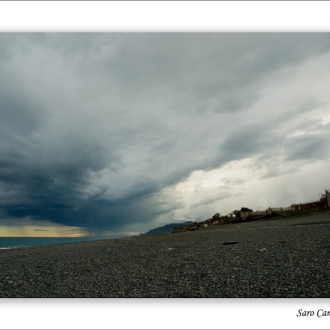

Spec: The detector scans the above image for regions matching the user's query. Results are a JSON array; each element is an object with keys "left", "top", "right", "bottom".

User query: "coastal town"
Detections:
[{"left": 173, "top": 189, "right": 330, "bottom": 233}]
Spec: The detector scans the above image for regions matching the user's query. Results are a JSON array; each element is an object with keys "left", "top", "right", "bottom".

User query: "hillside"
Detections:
[{"left": 141, "top": 221, "right": 194, "bottom": 236}]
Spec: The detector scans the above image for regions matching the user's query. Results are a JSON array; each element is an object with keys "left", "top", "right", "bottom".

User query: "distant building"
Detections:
[
  {"left": 295, "top": 190, "right": 329, "bottom": 210},
  {"left": 326, "top": 190, "right": 330, "bottom": 209},
  {"left": 240, "top": 210, "right": 250, "bottom": 219},
  {"left": 300, "top": 201, "right": 320, "bottom": 210}
]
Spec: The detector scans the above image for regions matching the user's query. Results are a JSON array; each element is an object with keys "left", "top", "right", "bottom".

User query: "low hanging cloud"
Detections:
[{"left": 1, "top": 33, "right": 330, "bottom": 234}]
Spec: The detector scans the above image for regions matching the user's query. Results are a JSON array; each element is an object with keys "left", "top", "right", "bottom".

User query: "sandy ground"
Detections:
[{"left": 1, "top": 211, "right": 329, "bottom": 298}]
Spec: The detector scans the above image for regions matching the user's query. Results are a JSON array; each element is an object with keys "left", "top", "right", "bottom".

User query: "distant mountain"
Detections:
[{"left": 141, "top": 221, "right": 195, "bottom": 236}]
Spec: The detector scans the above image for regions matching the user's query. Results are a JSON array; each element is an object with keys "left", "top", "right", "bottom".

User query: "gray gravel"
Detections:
[{"left": 1, "top": 212, "right": 330, "bottom": 298}]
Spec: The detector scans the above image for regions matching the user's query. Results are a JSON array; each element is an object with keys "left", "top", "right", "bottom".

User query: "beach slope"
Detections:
[{"left": 1, "top": 213, "right": 329, "bottom": 298}]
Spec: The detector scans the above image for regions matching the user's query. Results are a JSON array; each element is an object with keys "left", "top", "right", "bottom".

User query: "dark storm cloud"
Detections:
[
  {"left": 284, "top": 129, "right": 330, "bottom": 162},
  {"left": 212, "top": 120, "right": 289, "bottom": 172},
  {"left": 1, "top": 33, "right": 330, "bottom": 233},
  {"left": 270, "top": 98, "right": 317, "bottom": 119},
  {"left": 190, "top": 192, "right": 231, "bottom": 209},
  {"left": 97, "top": 33, "right": 330, "bottom": 114},
  {"left": 215, "top": 122, "right": 275, "bottom": 165}
]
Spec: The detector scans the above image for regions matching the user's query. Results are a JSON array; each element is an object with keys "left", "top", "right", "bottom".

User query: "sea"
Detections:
[{"left": 0, "top": 236, "right": 125, "bottom": 250}]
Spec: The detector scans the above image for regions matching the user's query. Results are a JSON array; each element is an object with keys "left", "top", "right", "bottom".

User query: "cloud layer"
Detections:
[{"left": 1, "top": 33, "right": 330, "bottom": 234}]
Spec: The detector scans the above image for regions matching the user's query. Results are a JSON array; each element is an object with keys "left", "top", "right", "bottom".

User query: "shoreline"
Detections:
[
  {"left": 0, "top": 235, "right": 127, "bottom": 250},
  {"left": 1, "top": 212, "right": 329, "bottom": 298}
]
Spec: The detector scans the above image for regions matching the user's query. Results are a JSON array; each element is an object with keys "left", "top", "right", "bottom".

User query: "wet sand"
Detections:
[{"left": 1, "top": 212, "right": 330, "bottom": 298}]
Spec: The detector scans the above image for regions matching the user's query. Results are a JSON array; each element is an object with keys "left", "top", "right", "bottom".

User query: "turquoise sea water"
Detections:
[{"left": 0, "top": 236, "right": 125, "bottom": 249}]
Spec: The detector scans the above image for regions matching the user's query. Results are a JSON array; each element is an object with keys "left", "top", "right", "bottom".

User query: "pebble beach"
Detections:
[{"left": 1, "top": 212, "right": 330, "bottom": 298}]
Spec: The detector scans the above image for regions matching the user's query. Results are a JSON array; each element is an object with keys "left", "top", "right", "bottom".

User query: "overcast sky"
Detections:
[{"left": 0, "top": 33, "right": 330, "bottom": 236}]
